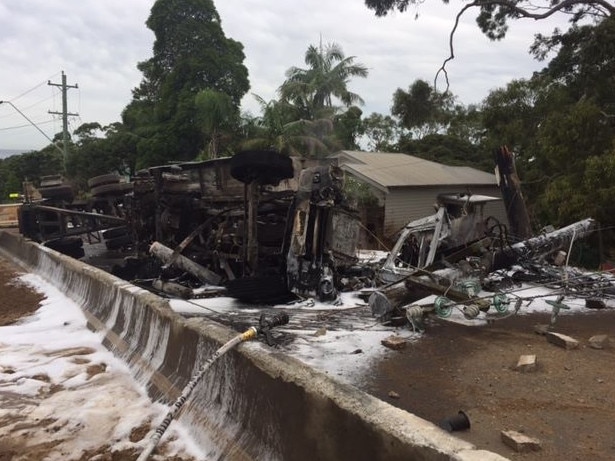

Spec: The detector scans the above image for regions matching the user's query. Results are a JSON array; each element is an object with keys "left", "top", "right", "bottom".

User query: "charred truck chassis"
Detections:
[{"left": 120, "top": 150, "right": 361, "bottom": 303}]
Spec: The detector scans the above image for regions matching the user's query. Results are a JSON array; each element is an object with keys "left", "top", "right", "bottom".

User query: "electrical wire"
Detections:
[
  {"left": 0, "top": 119, "right": 56, "bottom": 131},
  {"left": 8, "top": 72, "right": 60, "bottom": 102}
]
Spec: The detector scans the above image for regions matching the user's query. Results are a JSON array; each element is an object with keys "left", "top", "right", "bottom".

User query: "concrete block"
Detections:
[
  {"left": 589, "top": 334, "right": 609, "bottom": 349},
  {"left": 454, "top": 449, "right": 511, "bottom": 461},
  {"left": 501, "top": 430, "right": 541, "bottom": 453},
  {"left": 516, "top": 354, "right": 536, "bottom": 372},
  {"left": 546, "top": 331, "right": 579, "bottom": 350}
]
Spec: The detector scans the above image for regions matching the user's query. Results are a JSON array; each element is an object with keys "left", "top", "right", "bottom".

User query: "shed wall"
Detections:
[{"left": 382, "top": 185, "right": 509, "bottom": 241}]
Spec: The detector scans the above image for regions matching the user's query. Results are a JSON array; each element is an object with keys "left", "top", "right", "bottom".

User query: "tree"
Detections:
[
  {"left": 475, "top": 16, "right": 615, "bottom": 236},
  {"left": 194, "top": 89, "right": 239, "bottom": 159},
  {"left": 391, "top": 79, "right": 457, "bottom": 138},
  {"left": 334, "top": 106, "right": 364, "bottom": 150},
  {"left": 361, "top": 112, "right": 400, "bottom": 152},
  {"left": 124, "top": 0, "right": 249, "bottom": 167},
  {"left": 365, "top": 0, "right": 614, "bottom": 40},
  {"left": 240, "top": 95, "right": 338, "bottom": 158},
  {"left": 278, "top": 41, "right": 368, "bottom": 120},
  {"left": 365, "top": 0, "right": 614, "bottom": 91},
  {"left": 65, "top": 122, "right": 139, "bottom": 191}
]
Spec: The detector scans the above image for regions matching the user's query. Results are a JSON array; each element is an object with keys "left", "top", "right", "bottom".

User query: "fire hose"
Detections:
[{"left": 137, "top": 312, "right": 289, "bottom": 461}]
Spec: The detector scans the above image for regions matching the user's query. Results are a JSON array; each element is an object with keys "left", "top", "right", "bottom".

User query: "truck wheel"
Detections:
[
  {"left": 91, "top": 182, "right": 133, "bottom": 197},
  {"left": 40, "top": 185, "right": 74, "bottom": 200},
  {"left": 88, "top": 173, "right": 121, "bottom": 188}
]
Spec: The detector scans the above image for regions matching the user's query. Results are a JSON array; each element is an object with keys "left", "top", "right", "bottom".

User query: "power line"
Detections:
[
  {"left": 0, "top": 119, "right": 56, "bottom": 131},
  {"left": 0, "top": 94, "right": 57, "bottom": 121},
  {"left": 9, "top": 72, "right": 61, "bottom": 103},
  {"left": 0, "top": 100, "right": 63, "bottom": 155}
]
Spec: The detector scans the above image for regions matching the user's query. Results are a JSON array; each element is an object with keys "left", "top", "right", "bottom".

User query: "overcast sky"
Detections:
[{"left": 0, "top": 0, "right": 570, "bottom": 151}]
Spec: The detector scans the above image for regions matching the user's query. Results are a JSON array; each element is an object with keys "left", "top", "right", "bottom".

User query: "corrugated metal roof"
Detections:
[{"left": 333, "top": 151, "right": 497, "bottom": 190}]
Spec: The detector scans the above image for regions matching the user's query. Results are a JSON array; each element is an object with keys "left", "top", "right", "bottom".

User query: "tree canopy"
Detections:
[
  {"left": 364, "top": 0, "right": 614, "bottom": 40},
  {"left": 278, "top": 41, "right": 368, "bottom": 120},
  {"left": 124, "top": 0, "right": 249, "bottom": 167}
]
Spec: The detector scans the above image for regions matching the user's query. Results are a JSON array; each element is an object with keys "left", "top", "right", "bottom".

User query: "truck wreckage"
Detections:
[
  {"left": 16, "top": 149, "right": 615, "bottom": 332},
  {"left": 19, "top": 150, "right": 364, "bottom": 303}
]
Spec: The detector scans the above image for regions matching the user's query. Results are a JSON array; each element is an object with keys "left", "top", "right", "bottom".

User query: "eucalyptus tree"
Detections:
[
  {"left": 123, "top": 0, "right": 249, "bottom": 168},
  {"left": 361, "top": 112, "right": 400, "bottom": 152},
  {"left": 391, "top": 79, "right": 457, "bottom": 138},
  {"left": 365, "top": 0, "right": 614, "bottom": 40},
  {"left": 477, "top": 16, "right": 615, "bottom": 234},
  {"left": 365, "top": 0, "right": 614, "bottom": 92}
]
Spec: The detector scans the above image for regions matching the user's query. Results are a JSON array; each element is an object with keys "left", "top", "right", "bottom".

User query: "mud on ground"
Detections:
[
  {"left": 365, "top": 312, "right": 615, "bottom": 460},
  {"left": 0, "top": 256, "right": 193, "bottom": 461}
]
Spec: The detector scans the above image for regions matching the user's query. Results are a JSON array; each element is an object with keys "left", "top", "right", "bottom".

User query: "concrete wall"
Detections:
[{"left": 0, "top": 231, "right": 508, "bottom": 461}]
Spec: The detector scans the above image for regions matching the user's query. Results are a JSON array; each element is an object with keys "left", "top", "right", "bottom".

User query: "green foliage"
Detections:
[
  {"left": 334, "top": 106, "right": 364, "bottom": 150},
  {"left": 398, "top": 133, "right": 492, "bottom": 171},
  {"left": 361, "top": 112, "right": 400, "bottom": 152},
  {"left": 243, "top": 41, "right": 368, "bottom": 158},
  {"left": 0, "top": 148, "right": 63, "bottom": 201},
  {"left": 392, "top": 79, "right": 456, "bottom": 137},
  {"left": 65, "top": 122, "right": 139, "bottom": 191},
  {"left": 125, "top": 0, "right": 249, "bottom": 167},
  {"left": 278, "top": 41, "right": 368, "bottom": 120},
  {"left": 195, "top": 89, "right": 239, "bottom": 159},
  {"left": 364, "top": 0, "right": 613, "bottom": 40},
  {"left": 343, "top": 175, "right": 379, "bottom": 207},
  {"left": 240, "top": 94, "right": 340, "bottom": 158}
]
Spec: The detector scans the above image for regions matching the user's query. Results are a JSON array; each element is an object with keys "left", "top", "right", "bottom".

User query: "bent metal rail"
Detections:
[{"left": 0, "top": 231, "right": 508, "bottom": 461}]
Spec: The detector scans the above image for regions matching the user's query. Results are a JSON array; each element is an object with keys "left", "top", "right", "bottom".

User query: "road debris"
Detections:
[
  {"left": 546, "top": 332, "right": 580, "bottom": 350},
  {"left": 588, "top": 334, "right": 609, "bottom": 349},
  {"left": 515, "top": 354, "right": 537, "bottom": 372},
  {"left": 501, "top": 430, "right": 542, "bottom": 453},
  {"left": 381, "top": 335, "right": 407, "bottom": 350}
]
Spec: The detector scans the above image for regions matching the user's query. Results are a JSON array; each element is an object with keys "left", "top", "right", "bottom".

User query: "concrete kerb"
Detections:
[{"left": 0, "top": 231, "right": 509, "bottom": 461}]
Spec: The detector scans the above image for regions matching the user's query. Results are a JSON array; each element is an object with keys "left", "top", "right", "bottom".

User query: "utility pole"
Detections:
[{"left": 48, "top": 71, "right": 78, "bottom": 172}]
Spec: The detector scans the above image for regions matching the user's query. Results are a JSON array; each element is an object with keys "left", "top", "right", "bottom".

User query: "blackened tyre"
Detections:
[
  {"left": 40, "top": 175, "right": 64, "bottom": 187},
  {"left": 226, "top": 275, "right": 294, "bottom": 304},
  {"left": 87, "top": 173, "right": 121, "bottom": 188},
  {"left": 44, "top": 237, "right": 84, "bottom": 258},
  {"left": 105, "top": 234, "right": 133, "bottom": 250},
  {"left": 91, "top": 182, "right": 133, "bottom": 197},
  {"left": 39, "top": 185, "right": 74, "bottom": 200},
  {"left": 230, "top": 150, "right": 294, "bottom": 185}
]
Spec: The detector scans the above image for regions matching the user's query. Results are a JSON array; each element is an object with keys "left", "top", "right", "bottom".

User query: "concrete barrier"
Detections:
[{"left": 0, "top": 231, "right": 508, "bottom": 461}]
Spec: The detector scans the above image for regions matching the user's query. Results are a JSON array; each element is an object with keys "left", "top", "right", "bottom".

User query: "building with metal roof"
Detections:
[{"left": 331, "top": 151, "right": 508, "bottom": 245}]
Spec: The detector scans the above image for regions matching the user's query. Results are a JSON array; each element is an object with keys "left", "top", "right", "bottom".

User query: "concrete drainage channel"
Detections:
[{"left": 0, "top": 231, "right": 508, "bottom": 461}]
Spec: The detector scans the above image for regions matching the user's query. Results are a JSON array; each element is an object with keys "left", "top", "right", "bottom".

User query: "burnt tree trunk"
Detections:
[{"left": 495, "top": 146, "right": 532, "bottom": 240}]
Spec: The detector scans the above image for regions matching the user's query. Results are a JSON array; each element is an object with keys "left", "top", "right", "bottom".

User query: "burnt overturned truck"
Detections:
[{"left": 119, "top": 150, "right": 361, "bottom": 302}]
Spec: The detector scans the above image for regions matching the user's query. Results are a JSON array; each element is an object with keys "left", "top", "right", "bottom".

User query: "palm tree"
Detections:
[
  {"left": 278, "top": 41, "right": 368, "bottom": 120},
  {"left": 240, "top": 95, "right": 341, "bottom": 158},
  {"left": 195, "top": 89, "right": 238, "bottom": 159}
]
